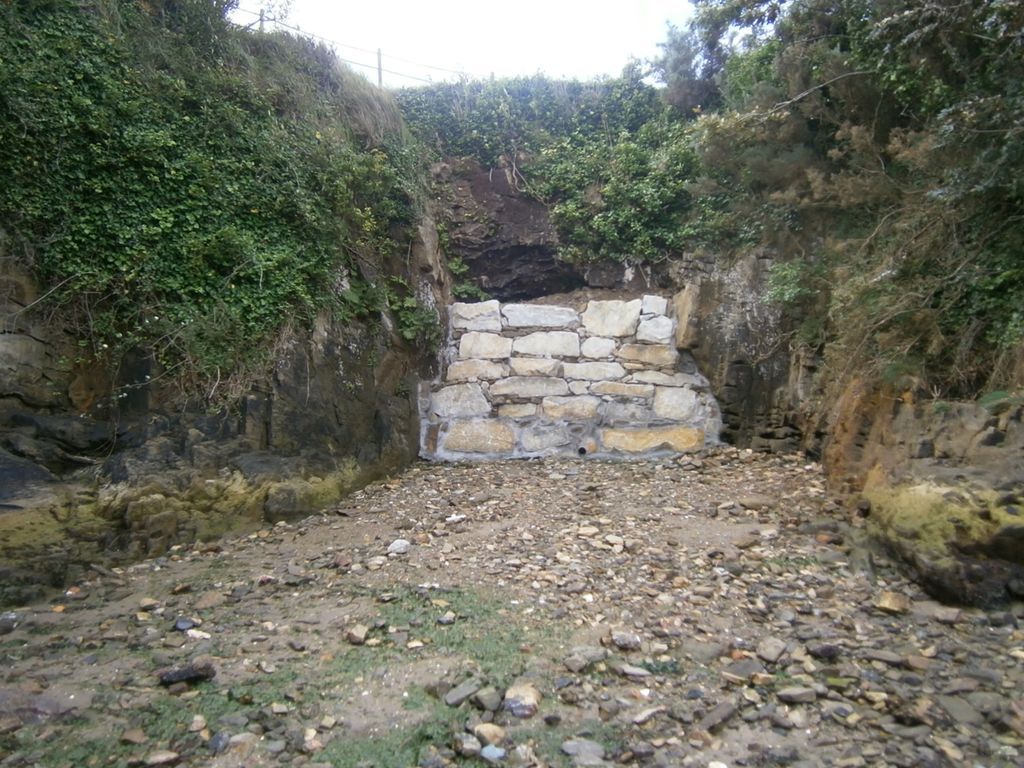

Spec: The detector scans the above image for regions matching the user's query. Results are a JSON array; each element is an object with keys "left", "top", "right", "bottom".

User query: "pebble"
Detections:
[
  {"left": 874, "top": 591, "right": 911, "bottom": 614},
  {"left": 503, "top": 681, "right": 541, "bottom": 718},
  {"left": 144, "top": 751, "right": 179, "bottom": 766},
  {"left": 444, "top": 678, "right": 482, "bottom": 707},
  {"left": 561, "top": 739, "right": 605, "bottom": 760},
  {"left": 777, "top": 686, "right": 817, "bottom": 704},
  {"left": 387, "top": 538, "right": 411, "bottom": 555},
  {"left": 610, "top": 630, "right": 642, "bottom": 651},
  {"left": 454, "top": 732, "right": 482, "bottom": 757},
  {"left": 756, "top": 637, "right": 787, "bottom": 664},
  {"left": 698, "top": 699, "right": 737, "bottom": 731},
  {"left": 345, "top": 624, "right": 369, "bottom": 645},
  {"left": 473, "top": 722, "right": 505, "bottom": 745},
  {"left": 480, "top": 744, "right": 506, "bottom": 763}
]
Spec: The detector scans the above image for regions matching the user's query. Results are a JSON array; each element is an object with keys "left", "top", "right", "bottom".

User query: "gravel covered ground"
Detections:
[{"left": 2, "top": 448, "right": 1023, "bottom": 767}]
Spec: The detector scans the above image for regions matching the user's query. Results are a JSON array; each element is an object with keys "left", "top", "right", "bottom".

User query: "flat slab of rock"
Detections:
[
  {"left": 512, "top": 331, "right": 580, "bottom": 358},
  {"left": 562, "top": 362, "right": 626, "bottom": 381},
  {"left": 447, "top": 360, "right": 507, "bottom": 382},
  {"left": 581, "top": 299, "right": 642, "bottom": 337},
  {"left": 698, "top": 699, "right": 738, "bottom": 731},
  {"left": 591, "top": 381, "right": 654, "bottom": 398},
  {"left": 636, "top": 315, "right": 675, "bottom": 344},
  {"left": 617, "top": 343, "right": 679, "bottom": 367},
  {"left": 431, "top": 384, "right": 491, "bottom": 418},
  {"left": 601, "top": 426, "right": 704, "bottom": 453},
  {"left": 653, "top": 387, "right": 699, "bottom": 419},
  {"left": 444, "top": 678, "right": 482, "bottom": 707},
  {"left": 777, "top": 686, "right": 817, "bottom": 704},
  {"left": 443, "top": 420, "right": 515, "bottom": 453},
  {"left": 489, "top": 377, "right": 570, "bottom": 398},
  {"left": 542, "top": 396, "right": 601, "bottom": 420},
  {"left": 451, "top": 300, "right": 502, "bottom": 332},
  {"left": 521, "top": 425, "right": 572, "bottom": 451},
  {"left": 509, "top": 357, "right": 562, "bottom": 377},
  {"left": 459, "top": 332, "right": 513, "bottom": 359},
  {"left": 580, "top": 337, "right": 617, "bottom": 358},
  {"left": 502, "top": 304, "right": 578, "bottom": 328},
  {"left": 641, "top": 294, "right": 668, "bottom": 315}
]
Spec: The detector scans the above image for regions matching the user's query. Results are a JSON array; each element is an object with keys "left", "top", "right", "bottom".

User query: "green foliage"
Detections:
[
  {"left": 397, "top": 68, "right": 662, "bottom": 166},
  {"left": 0, "top": 0, "right": 420, "bottom": 401},
  {"left": 532, "top": 115, "right": 713, "bottom": 263},
  {"left": 766, "top": 260, "right": 813, "bottom": 306},
  {"left": 386, "top": 277, "right": 440, "bottom": 349},
  {"left": 445, "top": 253, "right": 490, "bottom": 301}
]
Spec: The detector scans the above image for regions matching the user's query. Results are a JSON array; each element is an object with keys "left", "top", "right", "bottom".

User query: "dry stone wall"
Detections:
[{"left": 420, "top": 297, "right": 721, "bottom": 460}]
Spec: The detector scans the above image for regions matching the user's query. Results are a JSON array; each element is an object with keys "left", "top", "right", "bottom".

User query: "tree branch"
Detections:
[{"left": 769, "top": 70, "right": 873, "bottom": 114}]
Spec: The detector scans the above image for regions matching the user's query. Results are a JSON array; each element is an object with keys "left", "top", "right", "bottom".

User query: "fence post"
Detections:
[{"left": 377, "top": 48, "right": 383, "bottom": 88}]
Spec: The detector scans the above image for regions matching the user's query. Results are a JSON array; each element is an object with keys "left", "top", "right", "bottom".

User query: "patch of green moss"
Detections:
[{"left": 865, "top": 479, "right": 1017, "bottom": 560}]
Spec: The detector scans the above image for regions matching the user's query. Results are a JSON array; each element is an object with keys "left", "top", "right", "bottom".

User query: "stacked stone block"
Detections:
[{"left": 420, "top": 297, "right": 721, "bottom": 459}]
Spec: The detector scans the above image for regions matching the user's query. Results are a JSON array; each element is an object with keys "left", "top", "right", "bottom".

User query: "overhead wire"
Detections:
[{"left": 230, "top": 7, "right": 466, "bottom": 84}]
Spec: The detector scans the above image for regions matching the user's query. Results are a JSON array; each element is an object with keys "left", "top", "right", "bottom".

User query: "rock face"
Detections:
[
  {"left": 826, "top": 383, "right": 1024, "bottom": 606},
  {"left": 0, "top": 217, "right": 447, "bottom": 602},
  {"left": 436, "top": 158, "right": 585, "bottom": 300},
  {"left": 668, "top": 252, "right": 807, "bottom": 451},
  {"left": 421, "top": 295, "right": 721, "bottom": 460}
]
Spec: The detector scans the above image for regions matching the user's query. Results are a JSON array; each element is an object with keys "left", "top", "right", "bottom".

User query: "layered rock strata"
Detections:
[{"left": 420, "top": 297, "right": 721, "bottom": 459}]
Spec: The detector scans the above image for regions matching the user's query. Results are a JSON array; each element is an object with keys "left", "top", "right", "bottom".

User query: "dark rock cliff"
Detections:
[
  {"left": 436, "top": 158, "right": 585, "bottom": 300},
  {"left": 0, "top": 218, "right": 448, "bottom": 602}
]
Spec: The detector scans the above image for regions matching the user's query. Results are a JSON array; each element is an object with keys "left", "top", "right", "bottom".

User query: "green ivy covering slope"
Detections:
[{"left": 0, "top": 0, "right": 424, "bottom": 399}]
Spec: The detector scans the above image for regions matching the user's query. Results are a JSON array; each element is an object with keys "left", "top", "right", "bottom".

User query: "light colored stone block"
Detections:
[
  {"left": 617, "top": 343, "right": 679, "bottom": 367},
  {"left": 446, "top": 359, "right": 506, "bottom": 382},
  {"left": 569, "top": 381, "right": 591, "bottom": 395},
  {"left": 502, "top": 304, "right": 578, "bottom": 328},
  {"left": 512, "top": 331, "right": 580, "bottom": 358},
  {"left": 653, "top": 387, "right": 699, "bottom": 420},
  {"left": 451, "top": 300, "right": 502, "bottom": 332},
  {"left": 629, "top": 371, "right": 704, "bottom": 387},
  {"left": 641, "top": 294, "right": 668, "bottom": 316},
  {"left": 498, "top": 403, "right": 537, "bottom": 418},
  {"left": 601, "top": 426, "right": 704, "bottom": 453},
  {"left": 636, "top": 316, "right": 676, "bottom": 345},
  {"left": 581, "top": 299, "right": 642, "bottom": 337},
  {"left": 431, "top": 383, "right": 491, "bottom": 418},
  {"left": 521, "top": 425, "right": 572, "bottom": 452},
  {"left": 580, "top": 337, "right": 617, "bottom": 358},
  {"left": 541, "top": 395, "right": 601, "bottom": 420},
  {"left": 509, "top": 357, "right": 562, "bottom": 377},
  {"left": 591, "top": 381, "right": 655, "bottom": 398},
  {"left": 603, "top": 402, "right": 652, "bottom": 424},
  {"left": 459, "top": 332, "right": 512, "bottom": 359},
  {"left": 443, "top": 420, "right": 516, "bottom": 453},
  {"left": 563, "top": 362, "right": 626, "bottom": 381},
  {"left": 489, "top": 376, "right": 569, "bottom": 398}
]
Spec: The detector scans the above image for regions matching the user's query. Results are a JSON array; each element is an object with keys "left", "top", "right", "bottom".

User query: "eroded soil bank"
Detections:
[{"left": 1, "top": 450, "right": 1022, "bottom": 768}]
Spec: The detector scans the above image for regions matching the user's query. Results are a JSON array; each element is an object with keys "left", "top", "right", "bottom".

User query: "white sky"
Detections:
[{"left": 232, "top": 1, "right": 693, "bottom": 88}]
